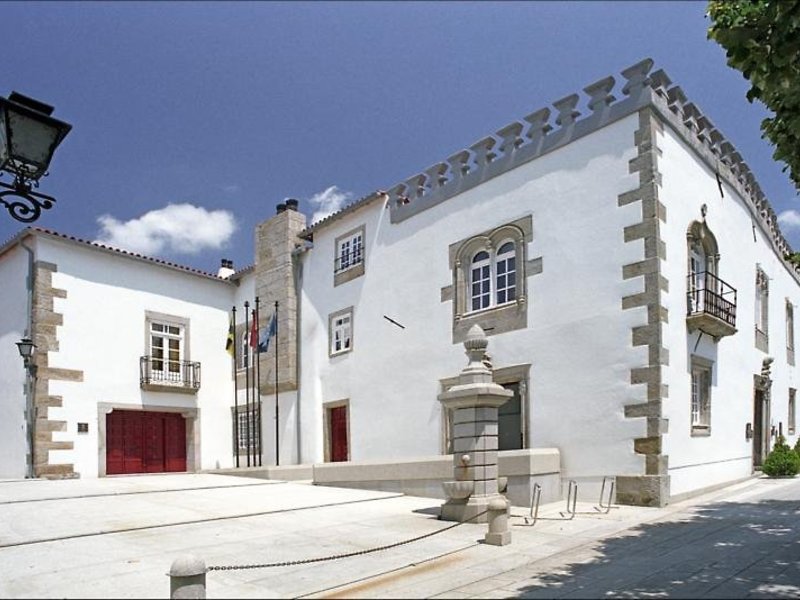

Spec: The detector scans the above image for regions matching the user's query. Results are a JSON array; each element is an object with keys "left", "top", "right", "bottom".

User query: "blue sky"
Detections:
[{"left": 2, "top": 1, "right": 797, "bottom": 273}]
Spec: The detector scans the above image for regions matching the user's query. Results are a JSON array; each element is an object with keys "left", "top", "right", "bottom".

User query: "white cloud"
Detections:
[
  {"left": 95, "top": 203, "right": 237, "bottom": 256},
  {"left": 778, "top": 209, "right": 800, "bottom": 230},
  {"left": 308, "top": 186, "right": 353, "bottom": 225}
]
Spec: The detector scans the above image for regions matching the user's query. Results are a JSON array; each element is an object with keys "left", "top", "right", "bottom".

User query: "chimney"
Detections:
[
  {"left": 276, "top": 203, "right": 286, "bottom": 214},
  {"left": 217, "top": 258, "right": 235, "bottom": 279},
  {"left": 285, "top": 198, "right": 299, "bottom": 211}
]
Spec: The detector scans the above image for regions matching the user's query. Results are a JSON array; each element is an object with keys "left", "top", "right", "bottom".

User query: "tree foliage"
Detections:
[
  {"left": 708, "top": 1, "right": 800, "bottom": 190},
  {"left": 762, "top": 435, "right": 800, "bottom": 477}
]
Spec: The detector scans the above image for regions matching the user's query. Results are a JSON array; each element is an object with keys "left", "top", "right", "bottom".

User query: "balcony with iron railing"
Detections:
[
  {"left": 140, "top": 356, "right": 201, "bottom": 394},
  {"left": 686, "top": 272, "right": 737, "bottom": 339}
]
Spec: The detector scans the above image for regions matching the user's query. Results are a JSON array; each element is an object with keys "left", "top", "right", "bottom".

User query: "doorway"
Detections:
[
  {"left": 324, "top": 402, "right": 349, "bottom": 462},
  {"left": 106, "top": 410, "right": 187, "bottom": 475}
]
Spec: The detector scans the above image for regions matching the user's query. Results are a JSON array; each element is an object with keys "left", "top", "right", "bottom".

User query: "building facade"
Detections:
[{"left": 1, "top": 58, "right": 797, "bottom": 507}]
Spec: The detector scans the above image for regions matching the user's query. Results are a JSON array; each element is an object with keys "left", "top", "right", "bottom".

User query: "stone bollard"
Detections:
[
  {"left": 169, "top": 555, "right": 207, "bottom": 599},
  {"left": 484, "top": 497, "right": 511, "bottom": 546}
]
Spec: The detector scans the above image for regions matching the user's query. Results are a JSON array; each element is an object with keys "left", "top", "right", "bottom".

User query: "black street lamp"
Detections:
[
  {"left": 0, "top": 92, "right": 72, "bottom": 223},
  {"left": 16, "top": 336, "right": 36, "bottom": 371}
]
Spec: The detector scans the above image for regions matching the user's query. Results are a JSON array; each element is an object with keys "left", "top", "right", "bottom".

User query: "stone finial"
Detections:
[
  {"left": 404, "top": 174, "right": 426, "bottom": 200},
  {"left": 666, "top": 86, "right": 687, "bottom": 117},
  {"left": 719, "top": 141, "right": 736, "bottom": 165},
  {"left": 388, "top": 182, "right": 409, "bottom": 207},
  {"left": 621, "top": 58, "right": 654, "bottom": 97},
  {"left": 553, "top": 94, "right": 580, "bottom": 127},
  {"left": 425, "top": 162, "right": 448, "bottom": 190},
  {"left": 648, "top": 69, "right": 672, "bottom": 99},
  {"left": 682, "top": 102, "right": 700, "bottom": 133},
  {"left": 523, "top": 108, "right": 552, "bottom": 142},
  {"left": 583, "top": 76, "right": 616, "bottom": 113},
  {"left": 496, "top": 122, "right": 524, "bottom": 155},
  {"left": 447, "top": 150, "right": 472, "bottom": 178},
  {"left": 464, "top": 324, "right": 489, "bottom": 369},
  {"left": 470, "top": 136, "right": 497, "bottom": 166},
  {"left": 695, "top": 115, "right": 713, "bottom": 146},
  {"left": 708, "top": 130, "right": 725, "bottom": 156}
]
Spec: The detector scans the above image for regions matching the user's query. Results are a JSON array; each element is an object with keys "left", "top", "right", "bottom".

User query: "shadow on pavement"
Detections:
[{"left": 514, "top": 499, "right": 800, "bottom": 599}]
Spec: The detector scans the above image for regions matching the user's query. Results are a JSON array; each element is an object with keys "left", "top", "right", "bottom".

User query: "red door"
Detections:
[
  {"left": 106, "top": 410, "right": 187, "bottom": 475},
  {"left": 330, "top": 406, "right": 348, "bottom": 462}
]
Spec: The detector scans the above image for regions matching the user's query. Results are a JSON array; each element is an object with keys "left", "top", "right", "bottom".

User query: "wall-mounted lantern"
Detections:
[{"left": 0, "top": 92, "right": 72, "bottom": 223}]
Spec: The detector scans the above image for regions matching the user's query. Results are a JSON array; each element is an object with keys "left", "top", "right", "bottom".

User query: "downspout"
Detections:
[
  {"left": 291, "top": 240, "right": 312, "bottom": 464},
  {"left": 20, "top": 237, "right": 36, "bottom": 479}
]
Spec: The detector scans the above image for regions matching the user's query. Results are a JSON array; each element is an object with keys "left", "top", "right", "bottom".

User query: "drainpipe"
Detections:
[
  {"left": 291, "top": 240, "right": 312, "bottom": 464},
  {"left": 20, "top": 237, "right": 36, "bottom": 479}
]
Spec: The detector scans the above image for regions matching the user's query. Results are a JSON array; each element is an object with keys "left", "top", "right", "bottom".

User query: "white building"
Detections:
[{"left": 1, "top": 58, "right": 797, "bottom": 507}]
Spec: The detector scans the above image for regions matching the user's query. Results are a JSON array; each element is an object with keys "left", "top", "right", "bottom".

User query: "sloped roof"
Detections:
[{"left": 0, "top": 227, "right": 237, "bottom": 284}]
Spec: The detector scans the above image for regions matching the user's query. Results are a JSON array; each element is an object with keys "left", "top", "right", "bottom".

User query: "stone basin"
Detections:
[{"left": 442, "top": 480, "right": 474, "bottom": 500}]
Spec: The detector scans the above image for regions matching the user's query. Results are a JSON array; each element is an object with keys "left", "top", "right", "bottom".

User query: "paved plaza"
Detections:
[{"left": 0, "top": 472, "right": 798, "bottom": 598}]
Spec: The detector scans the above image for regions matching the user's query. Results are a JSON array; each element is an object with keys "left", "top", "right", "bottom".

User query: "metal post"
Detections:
[
  {"left": 255, "top": 297, "right": 262, "bottom": 467},
  {"left": 232, "top": 306, "right": 239, "bottom": 468},
  {"left": 274, "top": 300, "right": 280, "bottom": 466},
  {"left": 244, "top": 301, "right": 251, "bottom": 467},
  {"left": 169, "top": 555, "right": 206, "bottom": 599}
]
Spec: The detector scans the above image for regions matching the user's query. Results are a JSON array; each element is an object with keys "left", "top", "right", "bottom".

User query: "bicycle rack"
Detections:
[
  {"left": 593, "top": 476, "right": 618, "bottom": 514},
  {"left": 558, "top": 480, "right": 578, "bottom": 519},
  {"left": 522, "top": 483, "right": 542, "bottom": 526}
]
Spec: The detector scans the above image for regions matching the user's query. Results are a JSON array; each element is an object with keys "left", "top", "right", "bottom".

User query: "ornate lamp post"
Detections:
[
  {"left": 0, "top": 92, "right": 72, "bottom": 223},
  {"left": 16, "top": 336, "right": 37, "bottom": 478}
]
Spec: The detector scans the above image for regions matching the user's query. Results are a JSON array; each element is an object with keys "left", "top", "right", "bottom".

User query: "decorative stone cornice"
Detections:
[{"left": 299, "top": 58, "right": 797, "bottom": 282}]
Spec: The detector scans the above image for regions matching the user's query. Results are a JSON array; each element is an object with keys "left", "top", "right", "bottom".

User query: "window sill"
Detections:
[
  {"left": 453, "top": 296, "right": 527, "bottom": 344},
  {"left": 141, "top": 382, "right": 199, "bottom": 395},
  {"left": 329, "top": 348, "right": 352, "bottom": 359},
  {"left": 691, "top": 426, "right": 711, "bottom": 437}
]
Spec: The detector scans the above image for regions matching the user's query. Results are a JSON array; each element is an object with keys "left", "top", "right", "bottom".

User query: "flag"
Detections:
[
  {"left": 225, "top": 314, "right": 235, "bottom": 357},
  {"left": 249, "top": 309, "right": 258, "bottom": 349},
  {"left": 258, "top": 312, "right": 277, "bottom": 353}
]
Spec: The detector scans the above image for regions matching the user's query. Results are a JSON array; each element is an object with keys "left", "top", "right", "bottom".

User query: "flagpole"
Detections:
[
  {"left": 232, "top": 306, "right": 239, "bottom": 469},
  {"left": 255, "top": 297, "right": 263, "bottom": 467},
  {"left": 275, "top": 300, "right": 280, "bottom": 467},
  {"left": 244, "top": 301, "right": 251, "bottom": 468}
]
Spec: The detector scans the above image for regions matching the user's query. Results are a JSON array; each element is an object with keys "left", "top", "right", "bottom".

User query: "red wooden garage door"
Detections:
[{"left": 106, "top": 410, "right": 186, "bottom": 475}]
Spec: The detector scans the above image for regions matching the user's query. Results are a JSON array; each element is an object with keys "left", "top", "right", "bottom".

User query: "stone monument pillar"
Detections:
[{"left": 439, "top": 325, "right": 513, "bottom": 525}]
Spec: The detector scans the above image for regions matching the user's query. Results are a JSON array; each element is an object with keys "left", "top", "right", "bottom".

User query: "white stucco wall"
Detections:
[
  {"left": 659, "top": 124, "right": 800, "bottom": 496},
  {"left": 300, "top": 113, "right": 649, "bottom": 484},
  {"left": 0, "top": 243, "right": 32, "bottom": 478},
  {"left": 35, "top": 237, "right": 238, "bottom": 476}
]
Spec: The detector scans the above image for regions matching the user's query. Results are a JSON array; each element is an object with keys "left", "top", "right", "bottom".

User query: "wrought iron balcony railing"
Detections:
[
  {"left": 140, "top": 356, "right": 201, "bottom": 391},
  {"left": 334, "top": 249, "right": 363, "bottom": 274},
  {"left": 686, "top": 272, "right": 737, "bottom": 336}
]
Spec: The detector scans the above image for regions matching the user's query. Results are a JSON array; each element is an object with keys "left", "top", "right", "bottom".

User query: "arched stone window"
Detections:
[{"left": 443, "top": 215, "right": 541, "bottom": 343}]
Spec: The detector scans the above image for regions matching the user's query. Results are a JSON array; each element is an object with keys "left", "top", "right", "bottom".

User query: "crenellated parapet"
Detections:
[{"left": 300, "top": 58, "right": 796, "bottom": 278}]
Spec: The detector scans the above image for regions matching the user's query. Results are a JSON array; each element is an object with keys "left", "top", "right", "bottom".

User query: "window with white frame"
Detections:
[
  {"left": 329, "top": 308, "right": 353, "bottom": 356},
  {"left": 789, "top": 388, "right": 796, "bottom": 435},
  {"left": 233, "top": 405, "right": 260, "bottom": 454},
  {"left": 238, "top": 330, "right": 254, "bottom": 370},
  {"left": 691, "top": 358, "right": 712, "bottom": 434},
  {"left": 469, "top": 240, "right": 517, "bottom": 313},
  {"left": 755, "top": 267, "right": 769, "bottom": 351},
  {"left": 787, "top": 300, "right": 795, "bottom": 365},
  {"left": 334, "top": 225, "right": 366, "bottom": 286},
  {"left": 150, "top": 321, "right": 183, "bottom": 382},
  {"left": 336, "top": 230, "right": 363, "bottom": 273}
]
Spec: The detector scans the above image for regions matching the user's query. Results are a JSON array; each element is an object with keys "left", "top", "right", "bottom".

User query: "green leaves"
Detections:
[{"left": 708, "top": 0, "right": 800, "bottom": 191}]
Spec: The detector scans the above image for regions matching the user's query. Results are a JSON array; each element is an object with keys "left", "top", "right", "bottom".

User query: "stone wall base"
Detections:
[{"left": 616, "top": 474, "right": 669, "bottom": 507}]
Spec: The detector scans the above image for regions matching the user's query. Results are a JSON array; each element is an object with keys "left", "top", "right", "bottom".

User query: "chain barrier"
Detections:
[{"left": 207, "top": 509, "right": 489, "bottom": 572}]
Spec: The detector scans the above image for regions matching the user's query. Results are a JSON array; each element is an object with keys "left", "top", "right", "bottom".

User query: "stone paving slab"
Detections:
[{"left": 0, "top": 473, "right": 798, "bottom": 598}]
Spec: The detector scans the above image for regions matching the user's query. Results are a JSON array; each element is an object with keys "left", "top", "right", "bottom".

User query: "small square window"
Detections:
[
  {"left": 77, "top": 422, "right": 89, "bottom": 434},
  {"left": 333, "top": 225, "right": 366, "bottom": 286}
]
